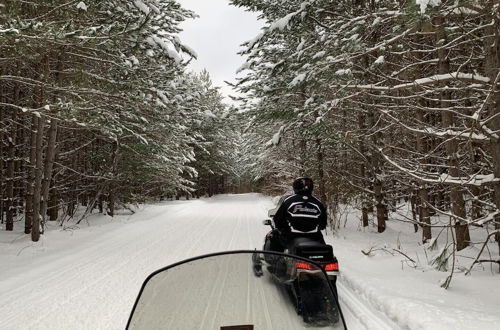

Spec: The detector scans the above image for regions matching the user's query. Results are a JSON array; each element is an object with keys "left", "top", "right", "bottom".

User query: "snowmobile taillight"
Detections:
[
  {"left": 323, "top": 263, "right": 339, "bottom": 271},
  {"left": 295, "top": 262, "right": 314, "bottom": 270}
]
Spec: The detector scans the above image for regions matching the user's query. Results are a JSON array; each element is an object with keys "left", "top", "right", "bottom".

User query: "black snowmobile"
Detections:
[{"left": 252, "top": 217, "right": 340, "bottom": 326}]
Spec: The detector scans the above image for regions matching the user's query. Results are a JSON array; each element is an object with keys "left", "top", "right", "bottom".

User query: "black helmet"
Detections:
[{"left": 293, "top": 177, "right": 314, "bottom": 195}]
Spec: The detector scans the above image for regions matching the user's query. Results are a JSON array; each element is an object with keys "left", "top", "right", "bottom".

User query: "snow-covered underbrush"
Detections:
[
  {"left": 0, "top": 204, "right": 141, "bottom": 279},
  {"left": 327, "top": 205, "right": 499, "bottom": 329}
]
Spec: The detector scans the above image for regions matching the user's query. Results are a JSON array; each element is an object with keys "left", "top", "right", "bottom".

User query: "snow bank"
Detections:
[{"left": 328, "top": 205, "right": 500, "bottom": 330}]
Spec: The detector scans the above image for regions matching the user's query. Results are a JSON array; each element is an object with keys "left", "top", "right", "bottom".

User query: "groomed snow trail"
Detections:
[
  {"left": 337, "top": 283, "right": 400, "bottom": 330},
  {"left": 0, "top": 194, "right": 391, "bottom": 329}
]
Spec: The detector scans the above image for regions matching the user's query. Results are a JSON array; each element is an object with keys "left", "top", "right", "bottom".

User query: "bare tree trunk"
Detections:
[
  {"left": 5, "top": 64, "right": 21, "bottom": 230},
  {"left": 493, "top": 145, "right": 500, "bottom": 255},
  {"left": 48, "top": 181, "right": 58, "bottom": 221},
  {"left": 40, "top": 118, "right": 58, "bottom": 228},
  {"left": 416, "top": 107, "right": 431, "bottom": 242},
  {"left": 436, "top": 16, "right": 469, "bottom": 250},
  {"left": 5, "top": 110, "right": 16, "bottom": 231},
  {"left": 44, "top": 49, "right": 63, "bottom": 223},
  {"left": 358, "top": 113, "right": 369, "bottom": 227},
  {"left": 368, "top": 108, "right": 386, "bottom": 233},
  {"left": 0, "top": 63, "right": 4, "bottom": 225},
  {"left": 299, "top": 138, "right": 307, "bottom": 175},
  {"left": 98, "top": 195, "right": 104, "bottom": 214},
  {"left": 25, "top": 117, "right": 37, "bottom": 234},
  {"left": 410, "top": 192, "right": 419, "bottom": 233},
  {"left": 315, "top": 139, "right": 326, "bottom": 203},
  {"left": 0, "top": 102, "right": 4, "bottom": 225},
  {"left": 220, "top": 175, "right": 225, "bottom": 194},
  {"left": 14, "top": 116, "right": 24, "bottom": 216},
  {"left": 107, "top": 141, "right": 119, "bottom": 217},
  {"left": 413, "top": 29, "right": 433, "bottom": 242},
  {"left": 419, "top": 188, "right": 431, "bottom": 242},
  {"left": 66, "top": 154, "right": 78, "bottom": 219},
  {"left": 374, "top": 182, "right": 386, "bottom": 233},
  {"left": 31, "top": 115, "right": 45, "bottom": 242},
  {"left": 361, "top": 207, "right": 369, "bottom": 227},
  {"left": 483, "top": 7, "right": 500, "bottom": 253}
]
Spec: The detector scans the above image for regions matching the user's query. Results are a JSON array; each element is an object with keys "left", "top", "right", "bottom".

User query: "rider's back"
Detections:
[{"left": 273, "top": 193, "right": 327, "bottom": 234}]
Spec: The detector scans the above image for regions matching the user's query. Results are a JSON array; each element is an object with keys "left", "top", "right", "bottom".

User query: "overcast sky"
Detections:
[{"left": 176, "top": 0, "right": 263, "bottom": 102}]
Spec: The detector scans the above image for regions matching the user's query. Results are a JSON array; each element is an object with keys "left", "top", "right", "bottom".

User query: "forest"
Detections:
[
  {"left": 0, "top": 1, "right": 243, "bottom": 241},
  {"left": 1, "top": 0, "right": 499, "bottom": 276},
  {"left": 229, "top": 0, "right": 500, "bottom": 274}
]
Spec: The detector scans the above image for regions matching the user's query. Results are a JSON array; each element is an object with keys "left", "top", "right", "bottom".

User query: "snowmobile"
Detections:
[
  {"left": 252, "top": 218, "right": 341, "bottom": 326},
  {"left": 126, "top": 250, "right": 346, "bottom": 330}
]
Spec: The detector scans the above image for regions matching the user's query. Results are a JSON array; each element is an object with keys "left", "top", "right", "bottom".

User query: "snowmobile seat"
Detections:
[
  {"left": 288, "top": 237, "right": 334, "bottom": 262},
  {"left": 290, "top": 237, "right": 325, "bottom": 248}
]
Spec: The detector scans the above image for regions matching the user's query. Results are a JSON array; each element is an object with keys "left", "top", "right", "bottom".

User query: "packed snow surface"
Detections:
[{"left": 0, "top": 194, "right": 499, "bottom": 329}]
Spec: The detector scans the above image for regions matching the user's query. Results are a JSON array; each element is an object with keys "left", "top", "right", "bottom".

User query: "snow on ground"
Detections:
[
  {"left": 0, "top": 195, "right": 272, "bottom": 330},
  {"left": 0, "top": 194, "right": 499, "bottom": 330},
  {"left": 329, "top": 205, "right": 500, "bottom": 330}
]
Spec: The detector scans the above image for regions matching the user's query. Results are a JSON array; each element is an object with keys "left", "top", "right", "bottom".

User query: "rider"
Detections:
[{"left": 268, "top": 177, "right": 327, "bottom": 252}]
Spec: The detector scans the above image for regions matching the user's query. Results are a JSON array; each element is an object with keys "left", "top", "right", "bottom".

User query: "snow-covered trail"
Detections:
[
  {"left": 0, "top": 194, "right": 387, "bottom": 329},
  {"left": 338, "top": 283, "right": 399, "bottom": 330}
]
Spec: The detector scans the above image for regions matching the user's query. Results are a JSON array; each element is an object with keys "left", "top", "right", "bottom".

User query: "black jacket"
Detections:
[{"left": 273, "top": 193, "right": 327, "bottom": 234}]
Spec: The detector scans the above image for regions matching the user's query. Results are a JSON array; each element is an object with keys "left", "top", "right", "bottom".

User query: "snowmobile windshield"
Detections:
[{"left": 127, "top": 250, "right": 346, "bottom": 329}]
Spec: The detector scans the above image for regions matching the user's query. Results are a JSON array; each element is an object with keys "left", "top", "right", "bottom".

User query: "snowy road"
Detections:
[{"left": 1, "top": 194, "right": 395, "bottom": 329}]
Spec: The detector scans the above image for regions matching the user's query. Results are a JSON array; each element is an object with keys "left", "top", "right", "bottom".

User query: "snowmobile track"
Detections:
[{"left": 338, "top": 280, "right": 401, "bottom": 330}]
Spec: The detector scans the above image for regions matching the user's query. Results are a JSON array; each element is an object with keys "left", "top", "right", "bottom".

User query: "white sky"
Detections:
[{"left": 176, "top": 0, "right": 263, "bottom": 103}]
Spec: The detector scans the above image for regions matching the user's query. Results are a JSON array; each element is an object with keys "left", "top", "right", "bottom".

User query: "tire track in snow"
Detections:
[
  {"left": 195, "top": 256, "right": 229, "bottom": 330},
  {"left": 176, "top": 204, "right": 226, "bottom": 258},
  {"left": 0, "top": 203, "right": 200, "bottom": 330},
  {"left": 0, "top": 202, "right": 188, "bottom": 307},
  {"left": 242, "top": 196, "right": 272, "bottom": 250},
  {"left": 337, "top": 279, "right": 401, "bottom": 330},
  {"left": 1, "top": 215, "right": 189, "bottom": 329},
  {"left": 207, "top": 257, "right": 233, "bottom": 330},
  {"left": 257, "top": 276, "right": 275, "bottom": 330}
]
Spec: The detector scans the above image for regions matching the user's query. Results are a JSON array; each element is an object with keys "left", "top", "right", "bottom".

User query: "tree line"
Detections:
[{"left": 0, "top": 1, "right": 239, "bottom": 241}]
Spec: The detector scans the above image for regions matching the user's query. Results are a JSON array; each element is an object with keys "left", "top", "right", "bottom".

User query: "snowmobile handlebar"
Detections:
[{"left": 262, "top": 219, "right": 276, "bottom": 230}]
